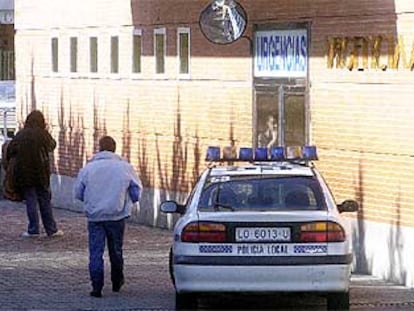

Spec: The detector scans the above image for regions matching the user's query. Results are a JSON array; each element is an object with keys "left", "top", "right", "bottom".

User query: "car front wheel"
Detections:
[
  {"left": 327, "top": 291, "right": 350, "bottom": 310},
  {"left": 175, "top": 292, "right": 198, "bottom": 310}
]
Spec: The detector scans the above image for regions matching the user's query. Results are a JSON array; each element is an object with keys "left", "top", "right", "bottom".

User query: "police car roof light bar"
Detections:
[{"left": 205, "top": 146, "right": 318, "bottom": 163}]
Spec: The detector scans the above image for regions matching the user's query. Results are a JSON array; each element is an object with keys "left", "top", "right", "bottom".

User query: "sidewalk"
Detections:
[
  {"left": 0, "top": 200, "right": 413, "bottom": 310},
  {"left": 0, "top": 200, "right": 175, "bottom": 310}
]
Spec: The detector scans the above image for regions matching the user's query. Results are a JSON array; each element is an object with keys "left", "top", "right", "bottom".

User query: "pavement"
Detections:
[{"left": 0, "top": 200, "right": 414, "bottom": 311}]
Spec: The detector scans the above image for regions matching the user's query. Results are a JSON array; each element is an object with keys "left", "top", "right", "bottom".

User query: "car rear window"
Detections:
[{"left": 198, "top": 175, "right": 326, "bottom": 211}]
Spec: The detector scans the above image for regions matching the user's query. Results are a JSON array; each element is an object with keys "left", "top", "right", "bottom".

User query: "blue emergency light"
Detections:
[
  {"left": 302, "top": 145, "right": 318, "bottom": 161},
  {"left": 254, "top": 147, "right": 268, "bottom": 161},
  {"left": 270, "top": 147, "right": 285, "bottom": 161},
  {"left": 239, "top": 147, "right": 253, "bottom": 161},
  {"left": 206, "top": 146, "right": 221, "bottom": 161}
]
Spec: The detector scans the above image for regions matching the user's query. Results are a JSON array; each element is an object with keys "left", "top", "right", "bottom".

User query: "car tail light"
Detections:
[
  {"left": 300, "top": 221, "right": 345, "bottom": 242},
  {"left": 181, "top": 222, "right": 227, "bottom": 243}
]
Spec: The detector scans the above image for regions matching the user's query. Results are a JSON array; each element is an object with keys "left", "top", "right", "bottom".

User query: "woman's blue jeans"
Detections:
[{"left": 23, "top": 186, "right": 58, "bottom": 235}]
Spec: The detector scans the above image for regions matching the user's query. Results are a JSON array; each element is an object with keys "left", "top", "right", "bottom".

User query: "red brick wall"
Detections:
[
  {"left": 15, "top": 0, "right": 414, "bottom": 228},
  {"left": 308, "top": 1, "right": 414, "bottom": 229}
]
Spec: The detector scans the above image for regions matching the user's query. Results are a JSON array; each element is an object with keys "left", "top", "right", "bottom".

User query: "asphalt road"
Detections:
[{"left": 0, "top": 201, "right": 413, "bottom": 310}]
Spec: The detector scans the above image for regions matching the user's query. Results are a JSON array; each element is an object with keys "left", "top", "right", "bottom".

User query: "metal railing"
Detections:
[{"left": 1, "top": 107, "right": 15, "bottom": 136}]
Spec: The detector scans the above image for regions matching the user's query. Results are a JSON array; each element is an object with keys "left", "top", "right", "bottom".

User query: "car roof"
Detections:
[{"left": 208, "top": 162, "right": 315, "bottom": 177}]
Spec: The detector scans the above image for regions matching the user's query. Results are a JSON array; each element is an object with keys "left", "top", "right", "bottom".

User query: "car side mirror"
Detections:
[
  {"left": 337, "top": 200, "right": 359, "bottom": 213},
  {"left": 160, "top": 201, "right": 186, "bottom": 215}
]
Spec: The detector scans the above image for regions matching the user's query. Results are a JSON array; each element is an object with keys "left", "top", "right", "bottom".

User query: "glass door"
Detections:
[
  {"left": 254, "top": 83, "right": 307, "bottom": 147},
  {"left": 284, "top": 85, "right": 306, "bottom": 146}
]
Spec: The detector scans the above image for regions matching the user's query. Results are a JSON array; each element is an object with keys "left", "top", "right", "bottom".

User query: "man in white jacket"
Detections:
[{"left": 74, "top": 136, "right": 142, "bottom": 298}]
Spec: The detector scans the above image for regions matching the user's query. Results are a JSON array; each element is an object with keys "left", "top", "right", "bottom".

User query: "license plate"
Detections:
[{"left": 235, "top": 227, "right": 291, "bottom": 242}]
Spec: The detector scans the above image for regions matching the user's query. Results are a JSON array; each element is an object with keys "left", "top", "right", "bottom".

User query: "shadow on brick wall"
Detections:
[
  {"left": 56, "top": 94, "right": 85, "bottom": 177},
  {"left": 353, "top": 157, "right": 371, "bottom": 274},
  {"left": 122, "top": 100, "right": 132, "bottom": 160},
  {"left": 353, "top": 154, "right": 406, "bottom": 283},
  {"left": 29, "top": 57, "right": 37, "bottom": 112},
  {"left": 92, "top": 90, "right": 107, "bottom": 153},
  {"left": 153, "top": 102, "right": 195, "bottom": 228},
  {"left": 20, "top": 56, "right": 37, "bottom": 128},
  {"left": 388, "top": 187, "right": 406, "bottom": 284}
]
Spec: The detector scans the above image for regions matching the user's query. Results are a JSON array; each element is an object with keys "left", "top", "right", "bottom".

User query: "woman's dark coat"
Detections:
[{"left": 7, "top": 121, "right": 56, "bottom": 189}]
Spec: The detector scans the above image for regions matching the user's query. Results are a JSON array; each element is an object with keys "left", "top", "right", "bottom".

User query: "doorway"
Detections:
[
  {"left": 253, "top": 25, "right": 309, "bottom": 147},
  {"left": 254, "top": 83, "right": 307, "bottom": 147}
]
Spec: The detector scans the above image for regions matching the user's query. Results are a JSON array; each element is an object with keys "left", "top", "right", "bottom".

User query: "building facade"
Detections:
[
  {"left": 0, "top": 0, "right": 15, "bottom": 137},
  {"left": 15, "top": 0, "right": 414, "bottom": 286}
]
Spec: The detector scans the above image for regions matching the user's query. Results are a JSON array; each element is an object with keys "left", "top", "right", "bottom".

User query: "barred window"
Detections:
[
  {"left": 154, "top": 28, "right": 166, "bottom": 74},
  {"left": 90, "top": 37, "right": 98, "bottom": 73},
  {"left": 132, "top": 29, "right": 142, "bottom": 74},
  {"left": 51, "top": 37, "right": 58, "bottom": 72},
  {"left": 70, "top": 37, "right": 78, "bottom": 73},
  {"left": 178, "top": 28, "right": 190, "bottom": 75},
  {"left": 111, "top": 36, "right": 119, "bottom": 74}
]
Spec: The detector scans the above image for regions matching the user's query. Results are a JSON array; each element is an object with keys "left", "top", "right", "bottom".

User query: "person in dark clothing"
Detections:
[{"left": 7, "top": 110, "right": 63, "bottom": 238}]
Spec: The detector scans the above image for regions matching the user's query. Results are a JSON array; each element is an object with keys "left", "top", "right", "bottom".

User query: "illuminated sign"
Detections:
[{"left": 254, "top": 29, "right": 308, "bottom": 78}]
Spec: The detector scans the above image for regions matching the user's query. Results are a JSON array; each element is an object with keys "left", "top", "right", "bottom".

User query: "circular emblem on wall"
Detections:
[{"left": 199, "top": 0, "right": 247, "bottom": 45}]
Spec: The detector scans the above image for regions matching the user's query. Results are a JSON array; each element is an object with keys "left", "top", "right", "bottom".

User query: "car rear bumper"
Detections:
[{"left": 174, "top": 264, "right": 351, "bottom": 293}]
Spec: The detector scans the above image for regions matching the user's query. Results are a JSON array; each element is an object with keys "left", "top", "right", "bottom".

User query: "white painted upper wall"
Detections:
[
  {"left": 15, "top": 0, "right": 132, "bottom": 30},
  {"left": 395, "top": 0, "right": 414, "bottom": 13}
]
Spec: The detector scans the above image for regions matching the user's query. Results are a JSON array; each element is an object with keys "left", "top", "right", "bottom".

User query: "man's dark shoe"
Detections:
[
  {"left": 90, "top": 290, "right": 102, "bottom": 298},
  {"left": 112, "top": 279, "right": 125, "bottom": 292}
]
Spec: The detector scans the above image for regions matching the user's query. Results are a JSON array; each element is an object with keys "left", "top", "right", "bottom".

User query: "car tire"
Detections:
[
  {"left": 327, "top": 291, "right": 350, "bottom": 310},
  {"left": 175, "top": 292, "right": 198, "bottom": 310},
  {"left": 169, "top": 248, "right": 175, "bottom": 287}
]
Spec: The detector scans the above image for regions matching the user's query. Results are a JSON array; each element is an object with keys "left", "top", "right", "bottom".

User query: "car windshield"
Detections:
[{"left": 198, "top": 175, "right": 326, "bottom": 212}]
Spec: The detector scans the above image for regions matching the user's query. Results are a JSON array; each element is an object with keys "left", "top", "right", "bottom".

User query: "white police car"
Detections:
[{"left": 161, "top": 146, "right": 358, "bottom": 310}]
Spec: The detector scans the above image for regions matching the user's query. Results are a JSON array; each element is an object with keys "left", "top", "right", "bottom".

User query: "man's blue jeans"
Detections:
[
  {"left": 88, "top": 219, "right": 125, "bottom": 291},
  {"left": 23, "top": 186, "right": 58, "bottom": 235}
]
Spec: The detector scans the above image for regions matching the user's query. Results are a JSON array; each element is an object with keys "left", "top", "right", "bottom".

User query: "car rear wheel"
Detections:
[
  {"left": 169, "top": 248, "right": 175, "bottom": 287},
  {"left": 327, "top": 291, "right": 349, "bottom": 310},
  {"left": 175, "top": 292, "right": 198, "bottom": 310}
]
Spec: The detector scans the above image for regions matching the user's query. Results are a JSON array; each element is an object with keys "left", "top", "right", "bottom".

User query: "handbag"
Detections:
[
  {"left": 2, "top": 141, "right": 23, "bottom": 202},
  {"left": 3, "top": 157, "right": 22, "bottom": 201}
]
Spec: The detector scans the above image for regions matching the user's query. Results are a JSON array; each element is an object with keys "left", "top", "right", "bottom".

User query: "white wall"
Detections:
[
  {"left": 50, "top": 173, "right": 185, "bottom": 229},
  {"left": 351, "top": 218, "right": 414, "bottom": 287}
]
